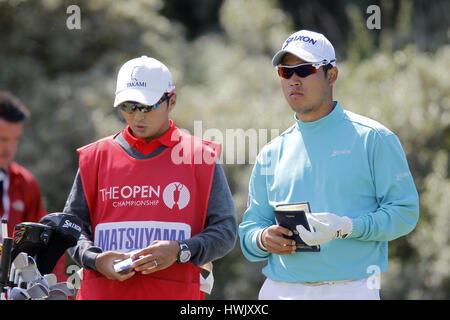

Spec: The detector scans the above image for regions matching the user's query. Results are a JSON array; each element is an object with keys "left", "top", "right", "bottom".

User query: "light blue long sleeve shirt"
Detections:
[{"left": 239, "top": 101, "right": 419, "bottom": 282}]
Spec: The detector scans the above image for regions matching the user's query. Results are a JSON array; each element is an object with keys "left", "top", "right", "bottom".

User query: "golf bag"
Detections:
[{"left": 1, "top": 213, "right": 82, "bottom": 299}]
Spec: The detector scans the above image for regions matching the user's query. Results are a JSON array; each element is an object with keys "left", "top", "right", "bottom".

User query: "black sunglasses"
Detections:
[
  {"left": 277, "top": 60, "right": 335, "bottom": 79},
  {"left": 119, "top": 90, "right": 174, "bottom": 114}
]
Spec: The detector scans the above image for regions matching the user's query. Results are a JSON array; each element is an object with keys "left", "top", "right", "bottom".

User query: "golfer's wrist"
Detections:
[{"left": 257, "top": 228, "right": 268, "bottom": 251}]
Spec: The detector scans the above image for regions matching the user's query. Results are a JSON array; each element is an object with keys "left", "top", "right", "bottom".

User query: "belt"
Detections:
[{"left": 299, "top": 279, "right": 357, "bottom": 286}]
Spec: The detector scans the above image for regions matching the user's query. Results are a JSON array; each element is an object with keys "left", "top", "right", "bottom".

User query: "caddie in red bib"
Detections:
[{"left": 65, "top": 56, "right": 236, "bottom": 300}]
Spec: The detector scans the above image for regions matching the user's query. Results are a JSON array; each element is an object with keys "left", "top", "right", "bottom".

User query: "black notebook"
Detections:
[{"left": 274, "top": 202, "right": 320, "bottom": 252}]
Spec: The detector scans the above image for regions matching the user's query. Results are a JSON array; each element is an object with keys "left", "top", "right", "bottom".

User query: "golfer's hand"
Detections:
[
  {"left": 260, "top": 225, "right": 296, "bottom": 255},
  {"left": 296, "top": 212, "right": 353, "bottom": 246},
  {"left": 130, "top": 240, "right": 180, "bottom": 275},
  {"left": 95, "top": 251, "right": 135, "bottom": 281}
]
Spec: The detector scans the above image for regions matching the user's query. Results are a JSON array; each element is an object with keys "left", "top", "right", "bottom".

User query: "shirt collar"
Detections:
[
  {"left": 294, "top": 101, "right": 344, "bottom": 132},
  {"left": 122, "top": 119, "right": 179, "bottom": 155}
]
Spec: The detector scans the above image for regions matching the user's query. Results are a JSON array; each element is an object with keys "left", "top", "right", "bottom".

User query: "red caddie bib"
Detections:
[{"left": 76, "top": 128, "right": 219, "bottom": 300}]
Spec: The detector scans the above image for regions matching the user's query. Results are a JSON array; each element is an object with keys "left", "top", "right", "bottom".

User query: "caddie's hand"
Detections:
[
  {"left": 130, "top": 240, "right": 179, "bottom": 275},
  {"left": 260, "top": 225, "right": 297, "bottom": 255},
  {"left": 296, "top": 212, "right": 353, "bottom": 246},
  {"left": 95, "top": 251, "right": 135, "bottom": 281}
]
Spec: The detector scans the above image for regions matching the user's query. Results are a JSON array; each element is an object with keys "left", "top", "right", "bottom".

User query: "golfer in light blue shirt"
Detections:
[{"left": 239, "top": 30, "right": 419, "bottom": 300}]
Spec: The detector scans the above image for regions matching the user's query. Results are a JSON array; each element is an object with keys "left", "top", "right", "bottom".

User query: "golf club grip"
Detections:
[{"left": 0, "top": 237, "right": 12, "bottom": 285}]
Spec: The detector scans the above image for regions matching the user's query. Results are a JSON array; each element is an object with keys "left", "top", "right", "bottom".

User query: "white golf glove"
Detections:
[{"left": 296, "top": 212, "right": 353, "bottom": 246}]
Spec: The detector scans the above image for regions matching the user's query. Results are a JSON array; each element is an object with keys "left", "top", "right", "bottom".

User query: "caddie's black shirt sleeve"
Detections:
[
  {"left": 64, "top": 163, "right": 237, "bottom": 269},
  {"left": 64, "top": 169, "right": 102, "bottom": 270}
]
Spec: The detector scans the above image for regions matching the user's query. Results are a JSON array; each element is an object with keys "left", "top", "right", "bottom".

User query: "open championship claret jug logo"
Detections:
[
  {"left": 99, "top": 182, "right": 190, "bottom": 211},
  {"left": 163, "top": 182, "right": 190, "bottom": 210}
]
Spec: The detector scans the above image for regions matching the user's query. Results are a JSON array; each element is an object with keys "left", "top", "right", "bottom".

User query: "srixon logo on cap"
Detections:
[
  {"left": 283, "top": 35, "right": 318, "bottom": 49},
  {"left": 127, "top": 66, "right": 147, "bottom": 88}
]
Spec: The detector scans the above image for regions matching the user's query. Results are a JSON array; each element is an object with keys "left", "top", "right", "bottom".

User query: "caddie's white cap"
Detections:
[
  {"left": 114, "top": 56, "right": 174, "bottom": 107},
  {"left": 272, "top": 30, "right": 336, "bottom": 67}
]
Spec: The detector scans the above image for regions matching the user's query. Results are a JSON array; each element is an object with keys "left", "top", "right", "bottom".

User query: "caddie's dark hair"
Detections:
[
  {"left": 322, "top": 63, "right": 334, "bottom": 77},
  {"left": 0, "top": 91, "right": 30, "bottom": 122}
]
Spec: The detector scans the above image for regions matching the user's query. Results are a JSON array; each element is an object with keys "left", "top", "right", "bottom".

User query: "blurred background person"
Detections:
[
  {"left": 0, "top": 91, "right": 66, "bottom": 282},
  {"left": 0, "top": 91, "right": 46, "bottom": 238}
]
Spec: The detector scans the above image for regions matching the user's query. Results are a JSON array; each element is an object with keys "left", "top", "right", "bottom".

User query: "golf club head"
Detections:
[
  {"left": 47, "top": 288, "right": 68, "bottom": 300},
  {"left": 18, "top": 269, "right": 40, "bottom": 284},
  {"left": 8, "top": 287, "right": 30, "bottom": 300},
  {"left": 26, "top": 255, "right": 40, "bottom": 274},
  {"left": 12, "top": 252, "right": 29, "bottom": 269},
  {"left": 50, "top": 282, "right": 75, "bottom": 297},
  {"left": 36, "top": 213, "right": 82, "bottom": 274},
  {"left": 27, "top": 282, "right": 48, "bottom": 299},
  {"left": 17, "top": 256, "right": 41, "bottom": 286},
  {"left": 9, "top": 252, "right": 29, "bottom": 285},
  {"left": 30, "top": 275, "right": 49, "bottom": 290},
  {"left": 43, "top": 273, "right": 57, "bottom": 287}
]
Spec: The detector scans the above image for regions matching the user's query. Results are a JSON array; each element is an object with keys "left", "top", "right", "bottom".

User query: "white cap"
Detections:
[
  {"left": 272, "top": 30, "right": 336, "bottom": 67},
  {"left": 113, "top": 56, "right": 174, "bottom": 107}
]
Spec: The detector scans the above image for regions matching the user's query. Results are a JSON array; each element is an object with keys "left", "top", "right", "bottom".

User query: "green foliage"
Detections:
[{"left": 1, "top": 0, "right": 449, "bottom": 299}]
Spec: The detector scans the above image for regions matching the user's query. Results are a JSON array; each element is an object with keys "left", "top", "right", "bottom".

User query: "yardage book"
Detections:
[{"left": 274, "top": 202, "right": 320, "bottom": 252}]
